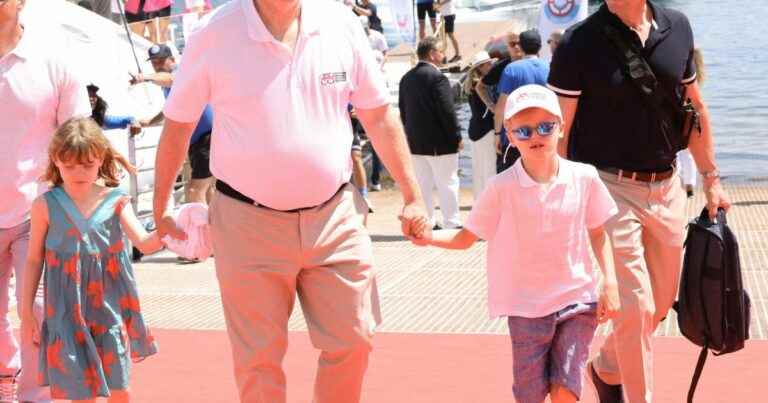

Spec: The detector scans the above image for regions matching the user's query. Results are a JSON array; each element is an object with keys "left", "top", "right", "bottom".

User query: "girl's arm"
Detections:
[
  {"left": 412, "top": 228, "right": 479, "bottom": 250},
  {"left": 119, "top": 198, "right": 164, "bottom": 254},
  {"left": 21, "top": 197, "right": 49, "bottom": 342},
  {"left": 588, "top": 225, "right": 621, "bottom": 322}
]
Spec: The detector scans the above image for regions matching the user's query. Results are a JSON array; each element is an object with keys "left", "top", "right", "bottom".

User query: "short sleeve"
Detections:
[
  {"left": 55, "top": 61, "right": 91, "bottom": 125},
  {"left": 547, "top": 30, "right": 584, "bottom": 98},
  {"left": 585, "top": 168, "right": 618, "bottom": 229},
  {"left": 465, "top": 180, "right": 502, "bottom": 241},
  {"left": 348, "top": 14, "right": 389, "bottom": 109},
  {"left": 680, "top": 17, "right": 697, "bottom": 85},
  {"left": 497, "top": 65, "right": 518, "bottom": 95},
  {"left": 163, "top": 28, "right": 211, "bottom": 123}
]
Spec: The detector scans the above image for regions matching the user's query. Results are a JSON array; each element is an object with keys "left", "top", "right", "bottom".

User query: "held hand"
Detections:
[
  {"left": 128, "top": 121, "right": 142, "bottom": 136},
  {"left": 20, "top": 312, "right": 40, "bottom": 346},
  {"left": 458, "top": 139, "right": 464, "bottom": 151},
  {"left": 156, "top": 215, "right": 187, "bottom": 241},
  {"left": 597, "top": 282, "right": 621, "bottom": 323},
  {"left": 703, "top": 178, "right": 731, "bottom": 219},
  {"left": 398, "top": 201, "right": 429, "bottom": 239},
  {"left": 494, "top": 135, "right": 502, "bottom": 155},
  {"left": 129, "top": 72, "right": 144, "bottom": 86}
]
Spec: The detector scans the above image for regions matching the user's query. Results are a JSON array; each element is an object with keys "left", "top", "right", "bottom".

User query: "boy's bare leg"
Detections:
[{"left": 549, "top": 384, "right": 577, "bottom": 403}]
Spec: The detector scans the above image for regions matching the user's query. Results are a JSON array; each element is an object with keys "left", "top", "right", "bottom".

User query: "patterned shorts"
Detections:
[{"left": 507, "top": 303, "right": 598, "bottom": 403}]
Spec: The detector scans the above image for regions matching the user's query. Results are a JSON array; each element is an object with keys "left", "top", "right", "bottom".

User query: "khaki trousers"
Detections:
[
  {"left": 593, "top": 170, "right": 687, "bottom": 403},
  {"left": 210, "top": 184, "right": 381, "bottom": 403}
]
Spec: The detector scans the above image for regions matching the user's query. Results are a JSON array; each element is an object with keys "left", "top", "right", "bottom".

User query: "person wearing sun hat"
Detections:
[
  {"left": 410, "top": 84, "right": 621, "bottom": 403},
  {"left": 464, "top": 51, "right": 497, "bottom": 197}
]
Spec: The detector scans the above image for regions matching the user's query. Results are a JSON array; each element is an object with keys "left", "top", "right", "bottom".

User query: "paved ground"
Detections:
[
  {"left": 9, "top": 183, "right": 767, "bottom": 401},
  {"left": 134, "top": 183, "right": 768, "bottom": 339}
]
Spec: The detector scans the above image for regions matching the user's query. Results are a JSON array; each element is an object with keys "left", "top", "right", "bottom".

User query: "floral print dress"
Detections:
[{"left": 38, "top": 187, "right": 157, "bottom": 400}]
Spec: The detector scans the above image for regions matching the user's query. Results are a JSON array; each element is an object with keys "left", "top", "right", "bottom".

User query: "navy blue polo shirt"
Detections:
[{"left": 548, "top": 1, "right": 697, "bottom": 172}]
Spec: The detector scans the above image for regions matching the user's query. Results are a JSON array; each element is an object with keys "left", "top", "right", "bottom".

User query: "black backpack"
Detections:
[{"left": 674, "top": 208, "right": 751, "bottom": 402}]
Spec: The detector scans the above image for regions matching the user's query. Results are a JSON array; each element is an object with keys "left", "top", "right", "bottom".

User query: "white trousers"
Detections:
[
  {"left": 0, "top": 221, "right": 49, "bottom": 402},
  {"left": 411, "top": 153, "right": 461, "bottom": 228},
  {"left": 677, "top": 149, "right": 697, "bottom": 187},
  {"left": 470, "top": 131, "right": 497, "bottom": 199}
]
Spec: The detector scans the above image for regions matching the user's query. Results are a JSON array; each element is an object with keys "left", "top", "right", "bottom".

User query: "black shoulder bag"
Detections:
[{"left": 602, "top": 23, "right": 701, "bottom": 153}]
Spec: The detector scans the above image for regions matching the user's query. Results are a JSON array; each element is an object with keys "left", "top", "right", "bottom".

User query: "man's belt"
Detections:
[
  {"left": 215, "top": 180, "right": 344, "bottom": 212},
  {"left": 599, "top": 167, "right": 675, "bottom": 183}
]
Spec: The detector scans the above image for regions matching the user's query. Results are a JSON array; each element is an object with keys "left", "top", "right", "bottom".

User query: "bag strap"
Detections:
[
  {"left": 601, "top": 23, "right": 677, "bottom": 151},
  {"left": 687, "top": 345, "right": 709, "bottom": 403}
]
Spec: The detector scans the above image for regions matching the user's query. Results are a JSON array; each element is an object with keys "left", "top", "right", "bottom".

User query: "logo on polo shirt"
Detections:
[{"left": 320, "top": 72, "right": 347, "bottom": 86}]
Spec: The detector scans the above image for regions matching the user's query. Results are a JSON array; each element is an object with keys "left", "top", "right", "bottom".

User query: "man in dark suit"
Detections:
[{"left": 399, "top": 37, "right": 462, "bottom": 229}]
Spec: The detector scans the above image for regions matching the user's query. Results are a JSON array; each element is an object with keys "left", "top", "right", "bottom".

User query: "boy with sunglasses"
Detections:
[{"left": 411, "top": 84, "right": 621, "bottom": 403}]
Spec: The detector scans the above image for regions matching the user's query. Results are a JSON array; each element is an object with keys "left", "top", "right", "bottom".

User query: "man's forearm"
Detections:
[
  {"left": 686, "top": 102, "right": 717, "bottom": 173},
  {"left": 153, "top": 119, "right": 196, "bottom": 222},
  {"left": 358, "top": 106, "right": 422, "bottom": 204}
]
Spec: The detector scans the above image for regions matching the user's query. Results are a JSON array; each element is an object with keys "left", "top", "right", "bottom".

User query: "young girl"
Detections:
[
  {"left": 20, "top": 117, "right": 162, "bottom": 402},
  {"left": 411, "top": 85, "right": 621, "bottom": 403}
]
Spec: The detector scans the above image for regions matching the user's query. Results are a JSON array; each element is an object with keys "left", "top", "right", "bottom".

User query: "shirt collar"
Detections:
[
  {"left": 243, "top": 0, "right": 321, "bottom": 43},
  {"left": 599, "top": 1, "right": 668, "bottom": 33},
  {"left": 7, "top": 25, "right": 33, "bottom": 60},
  {"left": 513, "top": 156, "right": 568, "bottom": 188}
]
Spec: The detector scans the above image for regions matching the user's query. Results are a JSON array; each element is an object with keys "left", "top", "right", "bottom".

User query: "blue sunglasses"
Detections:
[{"left": 509, "top": 121, "right": 560, "bottom": 141}]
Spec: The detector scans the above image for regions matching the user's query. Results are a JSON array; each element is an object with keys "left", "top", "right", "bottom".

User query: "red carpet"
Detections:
[{"left": 131, "top": 329, "right": 763, "bottom": 402}]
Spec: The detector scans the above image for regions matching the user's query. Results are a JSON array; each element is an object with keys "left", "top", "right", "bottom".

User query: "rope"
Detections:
[{"left": 114, "top": 0, "right": 143, "bottom": 74}]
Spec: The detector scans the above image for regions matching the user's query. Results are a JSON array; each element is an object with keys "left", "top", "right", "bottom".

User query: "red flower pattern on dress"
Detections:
[
  {"left": 87, "top": 280, "right": 104, "bottom": 309},
  {"left": 83, "top": 365, "right": 101, "bottom": 396},
  {"left": 46, "top": 340, "right": 67, "bottom": 374},
  {"left": 97, "top": 347, "right": 116, "bottom": 377},
  {"left": 88, "top": 320, "right": 107, "bottom": 337},
  {"left": 124, "top": 316, "right": 140, "bottom": 339},
  {"left": 119, "top": 294, "right": 141, "bottom": 313},
  {"left": 47, "top": 304, "right": 56, "bottom": 319},
  {"left": 106, "top": 255, "right": 120, "bottom": 279},
  {"left": 45, "top": 250, "right": 60, "bottom": 267},
  {"left": 75, "top": 329, "right": 87, "bottom": 344},
  {"left": 107, "top": 239, "right": 124, "bottom": 254},
  {"left": 63, "top": 253, "right": 80, "bottom": 285},
  {"left": 72, "top": 303, "right": 85, "bottom": 326}
]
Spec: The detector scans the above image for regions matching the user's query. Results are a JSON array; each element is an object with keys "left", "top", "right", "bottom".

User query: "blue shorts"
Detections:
[{"left": 508, "top": 303, "right": 598, "bottom": 403}]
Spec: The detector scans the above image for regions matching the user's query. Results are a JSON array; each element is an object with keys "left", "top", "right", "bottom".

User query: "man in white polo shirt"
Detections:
[
  {"left": 152, "top": 0, "right": 428, "bottom": 402},
  {"left": 0, "top": 1, "right": 91, "bottom": 401}
]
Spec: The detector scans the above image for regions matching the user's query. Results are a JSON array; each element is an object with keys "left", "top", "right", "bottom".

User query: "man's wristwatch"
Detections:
[{"left": 700, "top": 169, "right": 720, "bottom": 180}]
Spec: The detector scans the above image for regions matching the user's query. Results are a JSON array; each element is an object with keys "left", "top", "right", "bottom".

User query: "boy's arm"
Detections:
[
  {"left": 588, "top": 225, "right": 620, "bottom": 322},
  {"left": 413, "top": 228, "right": 479, "bottom": 250}
]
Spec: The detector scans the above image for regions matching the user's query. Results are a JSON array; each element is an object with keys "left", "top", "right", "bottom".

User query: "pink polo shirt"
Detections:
[
  {"left": 164, "top": 0, "right": 390, "bottom": 211},
  {"left": 465, "top": 158, "right": 618, "bottom": 318},
  {"left": 0, "top": 26, "right": 91, "bottom": 228}
]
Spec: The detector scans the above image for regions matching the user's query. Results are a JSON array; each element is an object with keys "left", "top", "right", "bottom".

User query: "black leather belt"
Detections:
[
  {"left": 215, "top": 180, "right": 344, "bottom": 212},
  {"left": 599, "top": 167, "right": 675, "bottom": 183}
]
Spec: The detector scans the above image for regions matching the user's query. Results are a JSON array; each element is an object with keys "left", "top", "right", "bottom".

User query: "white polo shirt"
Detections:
[
  {"left": 0, "top": 26, "right": 91, "bottom": 228},
  {"left": 164, "top": 0, "right": 390, "bottom": 211},
  {"left": 465, "top": 158, "right": 618, "bottom": 318}
]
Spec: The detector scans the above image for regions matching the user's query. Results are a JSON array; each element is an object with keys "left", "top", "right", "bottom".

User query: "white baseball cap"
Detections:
[{"left": 503, "top": 84, "right": 563, "bottom": 121}]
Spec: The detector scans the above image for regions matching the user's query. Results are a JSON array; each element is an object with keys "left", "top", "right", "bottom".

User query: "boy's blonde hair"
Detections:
[{"left": 43, "top": 117, "right": 136, "bottom": 187}]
